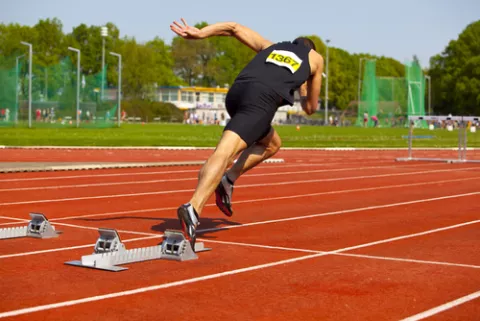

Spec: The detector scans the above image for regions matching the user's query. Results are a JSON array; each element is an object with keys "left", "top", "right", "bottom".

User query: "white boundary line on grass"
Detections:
[
  {"left": 1, "top": 166, "right": 478, "bottom": 207},
  {"left": 399, "top": 290, "right": 480, "bottom": 321},
  {"left": 0, "top": 217, "right": 479, "bottom": 319}
]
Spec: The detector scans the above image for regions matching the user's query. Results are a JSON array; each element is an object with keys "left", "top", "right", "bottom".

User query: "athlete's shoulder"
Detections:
[
  {"left": 308, "top": 50, "right": 324, "bottom": 75},
  {"left": 260, "top": 41, "right": 290, "bottom": 51}
]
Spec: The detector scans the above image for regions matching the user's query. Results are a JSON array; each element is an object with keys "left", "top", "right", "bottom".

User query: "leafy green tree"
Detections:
[
  {"left": 171, "top": 37, "right": 200, "bottom": 86},
  {"left": 32, "top": 18, "right": 65, "bottom": 100},
  {"left": 429, "top": 20, "right": 480, "bottom": 115},
  {"left": 146, "top": 37, "right": 182, "bottom": 86}
]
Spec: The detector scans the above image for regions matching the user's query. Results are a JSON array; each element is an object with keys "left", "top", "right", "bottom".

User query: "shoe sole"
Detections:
[{"left": 215, "top": 186, "right": 233, "bottom": 217}]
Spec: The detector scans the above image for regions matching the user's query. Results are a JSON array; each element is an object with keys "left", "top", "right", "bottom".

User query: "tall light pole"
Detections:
[
  {"left": 110, "top": 52, "right": 122, "bottom": 127},
  {"left": 68, "top": 47, "right": 81, "bottom": 128},
  {"left": 324, "top": 39, "right": 330, "bottom": 126},
  {"left": 425, "top": 75, "right": 431, "bottom": 115},
  {"left": 101, "top": 26, "right": 108, "bottom": 101},
  {"left": 15, "top": 54, "right": 25, "bottom": 125},
  {"left": 20, "top": 42, "right": 32, "bottom": 128}
]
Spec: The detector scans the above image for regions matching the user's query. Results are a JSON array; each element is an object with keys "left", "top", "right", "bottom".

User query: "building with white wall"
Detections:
[{"left": 157, "top": 86, "right": 308, "bottom": 125}]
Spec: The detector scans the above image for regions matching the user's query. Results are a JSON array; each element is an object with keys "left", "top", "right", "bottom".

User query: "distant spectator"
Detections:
[
  {"left": 371, "top": 115, "right": 378, "bottom": 127},
  {"left": 363, "top": 112, "right": 368, "bottom": 127}
]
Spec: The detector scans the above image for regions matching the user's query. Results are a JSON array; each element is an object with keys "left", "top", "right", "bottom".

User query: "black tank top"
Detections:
[{"left": 234, "top": 41, "right": 312, "bottom": 106}]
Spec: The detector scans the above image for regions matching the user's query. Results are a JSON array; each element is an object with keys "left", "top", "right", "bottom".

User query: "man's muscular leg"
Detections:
[
  {"left": 189, "top": 130, "right": 247, "bottom": 215},
  {"left": 226, "top": 128, "right": 282, "bottom": 182}
]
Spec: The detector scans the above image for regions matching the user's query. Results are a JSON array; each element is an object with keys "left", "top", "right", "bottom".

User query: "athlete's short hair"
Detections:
[{"left": 292, "top": 37, "right": 316, "bottom": 51}]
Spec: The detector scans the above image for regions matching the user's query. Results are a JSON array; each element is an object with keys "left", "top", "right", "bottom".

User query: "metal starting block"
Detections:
[
  {"left": 0, "top": 213, "right": 60, "bottom": 240},
  {"left": 65, "top": 228, "right": 211, "bottom": 272}
]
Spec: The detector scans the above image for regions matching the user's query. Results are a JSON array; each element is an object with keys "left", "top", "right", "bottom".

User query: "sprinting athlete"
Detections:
[{"left": 170, "top": 18, "right": 324, "bottom": 249}]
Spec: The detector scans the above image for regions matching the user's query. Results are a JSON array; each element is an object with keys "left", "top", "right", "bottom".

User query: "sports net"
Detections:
[
  {"left": 0, "top": 55, "right": 117, "bottom": 128},
  {"left": 0, "top": 56, "right": 20, "bottom": 127},
  {"left": 357, "top": 60, "right": 427, "bottom": 128}
]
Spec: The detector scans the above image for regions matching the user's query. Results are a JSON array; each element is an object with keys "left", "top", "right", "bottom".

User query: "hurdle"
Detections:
[{"left": 396, "top": 115, "right": 480, "bottom": 163}]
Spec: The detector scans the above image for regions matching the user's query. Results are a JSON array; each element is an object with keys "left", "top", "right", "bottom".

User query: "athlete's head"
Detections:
[{"left": 292, "top": 37, "right": 316, "bottom": 51}]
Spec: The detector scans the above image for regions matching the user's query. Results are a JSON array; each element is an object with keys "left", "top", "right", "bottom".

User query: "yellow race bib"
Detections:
[{"left": 266, "top": 50, "right": 303, "bottom": 73}]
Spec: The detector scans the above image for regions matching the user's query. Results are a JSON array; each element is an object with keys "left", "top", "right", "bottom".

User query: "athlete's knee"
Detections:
[
  {"left": 213, "top": 142, "right": 245, "bottom": 165},
  {"left": 261, "top": 130, "right": 281, "bottom": 156},
  {"left": 268, "top": 132, "right": 282, "bottom": 155},
  {"left": 212, "top": 147, "right": 236, "bottom": 163}
]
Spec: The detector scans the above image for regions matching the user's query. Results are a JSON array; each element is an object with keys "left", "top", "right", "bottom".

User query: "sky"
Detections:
[{"left": 1, "top": 0, "right": 479, "bottom": 67}]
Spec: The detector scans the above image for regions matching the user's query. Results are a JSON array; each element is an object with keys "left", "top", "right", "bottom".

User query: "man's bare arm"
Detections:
[
  {"left": 170, "top": 19, "right": 273, "bottom": 52},
  {"left": 299, "top": 55, "right": 324, "bottom": 115}
]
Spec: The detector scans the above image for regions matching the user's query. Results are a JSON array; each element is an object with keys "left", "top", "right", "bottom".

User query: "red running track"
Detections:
[{"left": 0, "top": 149, "right": 479, "bottom": 321}]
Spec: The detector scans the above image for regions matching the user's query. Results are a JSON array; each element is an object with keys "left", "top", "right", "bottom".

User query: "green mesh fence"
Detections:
[
  {"left": 357, "top": 60, "right": 378, "bottom": 127},
  {"left": 0, "top": 55, "right": 21, "bottom": 127},
  {"left": 405, "top": 61, "right": 427, "bottom": 128},
  {"left": 0, "top": 55, "right": 117, "bottom": 128},
  {"left": 357, "top": 60, "right": 426, "bottom": 128}
]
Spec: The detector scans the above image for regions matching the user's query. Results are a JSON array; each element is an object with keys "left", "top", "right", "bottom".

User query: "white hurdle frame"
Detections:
[{"left": 396, "top": 115, "right": 480, "bottom": 163}]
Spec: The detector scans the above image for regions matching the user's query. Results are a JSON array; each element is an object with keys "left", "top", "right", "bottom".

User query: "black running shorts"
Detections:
[{"left": 224, "top": 81, "right": 281, "bottom": 147}]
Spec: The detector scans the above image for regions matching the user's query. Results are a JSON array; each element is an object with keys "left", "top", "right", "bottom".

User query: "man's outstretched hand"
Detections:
[{"left": 170, "top": 18, "right": 203, "bottom": 39}]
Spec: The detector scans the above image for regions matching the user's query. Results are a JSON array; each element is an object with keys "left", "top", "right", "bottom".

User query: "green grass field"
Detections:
[{"left": 0, "top": 123, "right": 478, "bottom": 148}]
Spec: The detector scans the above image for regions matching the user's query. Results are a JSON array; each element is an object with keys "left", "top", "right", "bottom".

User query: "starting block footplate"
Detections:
[{"left": 0, "top": 213, "right": 60, "bottom": 240}]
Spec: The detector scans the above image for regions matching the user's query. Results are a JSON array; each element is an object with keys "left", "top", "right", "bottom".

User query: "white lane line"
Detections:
[
  {"left": 0, "top": 235, "right": 161, "bottom": 260},
  {"left": 0, "top": 163, "right": 444, "bottom": 192},
  {"left": 399, "top": 290, "right": 480, "bottom": 321},
  {"left": 0, "top": 175, "right": 475, "bottom": 226},
  {"left": 0, "top": 161, "right": 388, "bottom": 183},
  {"left": 48, "top": 175, "right": 480, "bottom": 221},
  {"left": 51, "top": 222, "right": 161, "bottom": 237},
  {"left": 201, "top": 239, "right": 480, "bottom": 269},
  {"left": 199, "top": 191, "right": 480, "bottom": 233},
  {"left": 1, "top": 166, "right": 477, "bottom": 206},
  {"left": 1, "top": 191, "right": 479, "bottom": 260},
  {"left": 0, "top": 218, "right": 479, "bottom": 319},
  {"left": 0, "top": 216, "right": 28, "bottom": 222}
]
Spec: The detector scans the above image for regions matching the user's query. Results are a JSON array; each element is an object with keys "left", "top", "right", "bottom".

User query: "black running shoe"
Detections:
[
  {"left": 177, "top": 203, "right": 199, "bottom": 250},
  {"left": 215, "top": 174, "right": 234, "bottom": 217}
]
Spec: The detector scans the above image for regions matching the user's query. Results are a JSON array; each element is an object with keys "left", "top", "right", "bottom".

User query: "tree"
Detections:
[
  {"left": 171, "top": 37, "right": 200, "bottom": 86},
  {"left": 429, "top": 20, "right": 480, "bottom": 115},
  {"left": 32, "top": 18, "right": 65, "bottom": 100},
  {"left": 146, "top": 37, "right": 182, "bottom": 86}
]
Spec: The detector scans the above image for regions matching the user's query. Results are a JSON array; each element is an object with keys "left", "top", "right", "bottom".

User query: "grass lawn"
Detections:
[{"left": 0, "top": 123, "right": 478, "bottom": 148}]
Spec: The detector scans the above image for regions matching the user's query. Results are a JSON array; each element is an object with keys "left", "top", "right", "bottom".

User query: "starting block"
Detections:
[
  {"left": 65, "top": 228, "right": 211, "bottom": 272},
  {"left": 0, "top": 213, "right": 60, "bottom": 240}
]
